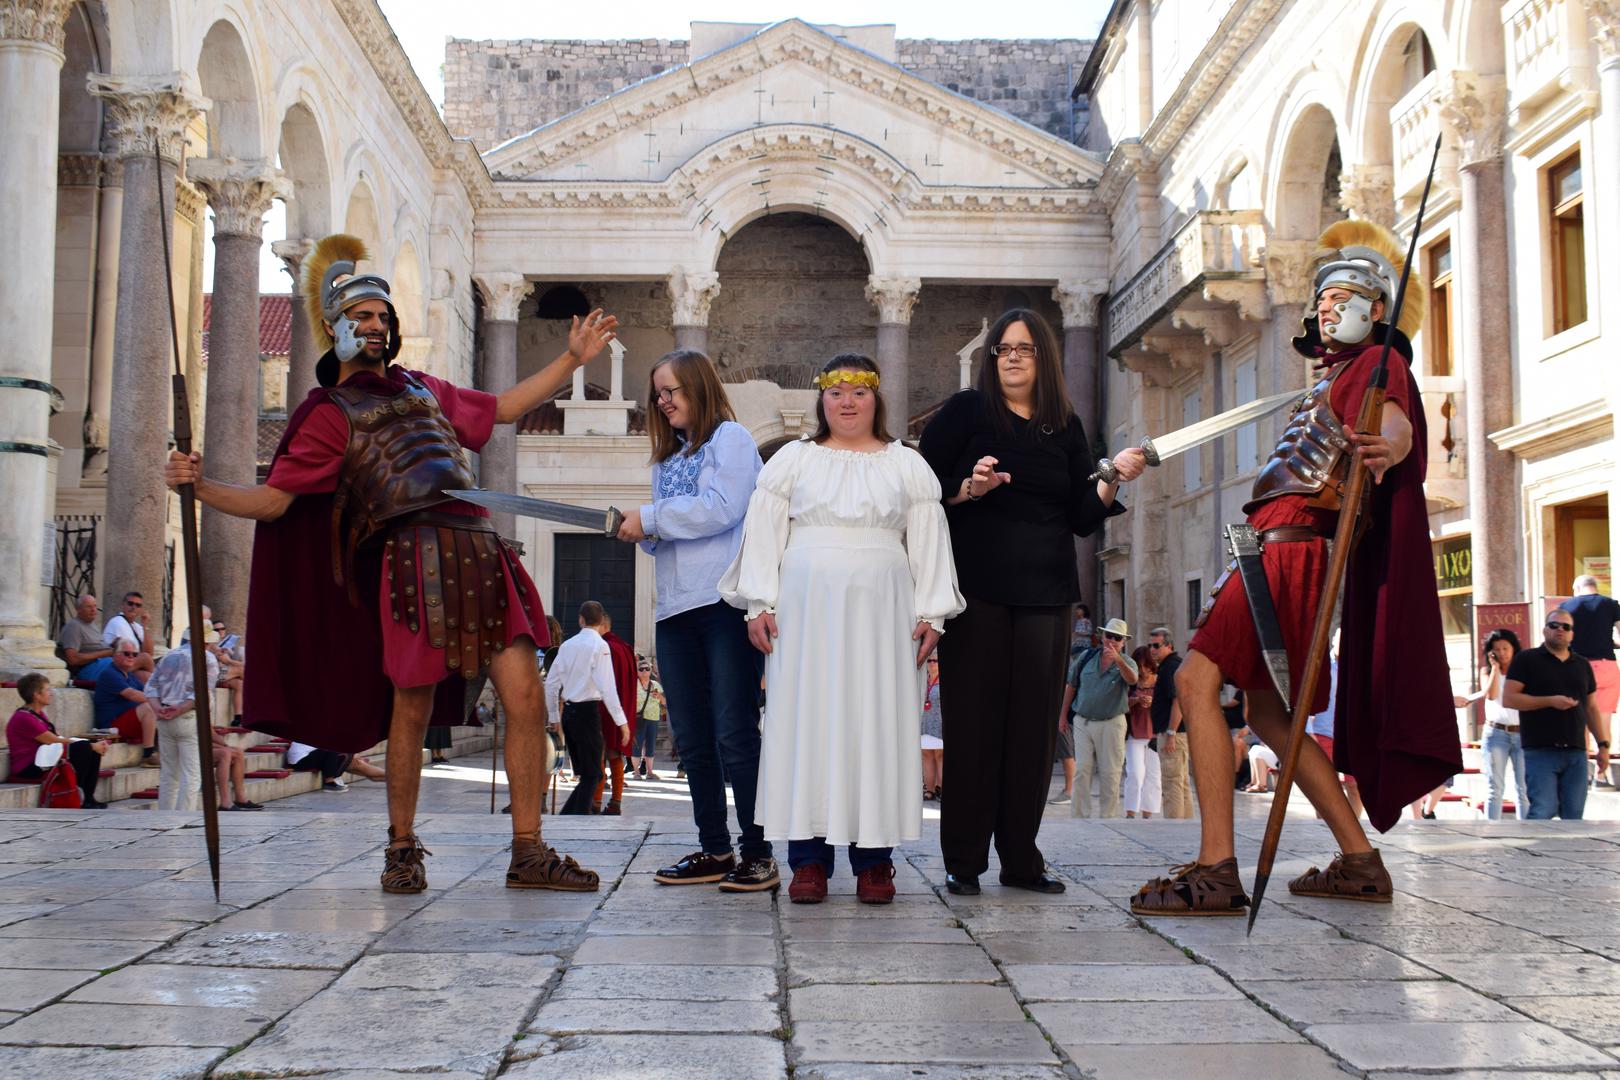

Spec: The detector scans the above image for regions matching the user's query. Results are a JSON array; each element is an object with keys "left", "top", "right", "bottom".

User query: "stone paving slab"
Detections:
[
  {"left": 785, "top": 941, "right": 1002, "bottom": 985},
  {"left": 64, "top": 964, "right": 333, "bottom": 1010},
  {"left": 1063, "top": 1042, "right": 1355, "bottom": 1079},
  {"left": 1244, "top": 977, "right": 1520, "bottom": 1025},
  {"left": 797, "top": 1066, "right": 1063, "bottom": 1079},
  {"left": 978, "top": 928, "right": 1189, "bottom": 964},
  {"left": 1306, "top": 1019, "right": 1618, "bottom": 1071},
  {"left": 1190, "top": 941, "right": 1440, "bottom": 981},
  {"left": 369, "top": 916, "right": 578, "bottom": 954},
  {"left": 1502, "top": 996, "right": 1620, "bottom": 1047},
  {"left": 0, "top": 967, "right": 99, "bottom": 1012},
  {"left": 793, "top": 1020, "right": 1060, "bottom": 1065},
  {"left": 1004, "top": 962, "right": 1245, "bottom": 1002},
  {"left": 1412, "top": 952, "right": 1620, "bottom": 996},
  {"left": 0, "top": 1000, "right": 269, "bottom": 1048},
  {"left": 529, "top": 997, "right": 781, "bottom": 1034},
  {"left": 551, "top": 963, "right": 779, "bottom": 1002},
  {"left": 503, "top": 1033, "right": 787, "bottom": 1078},
  {"left": 782, "top": 917, "right": 971, "bottom": 943},
  {"left": 572, "top": 932, "right": 776, "bottom": 965},
  {"left": 0, "top": 1044, "right": 228, "bottom": 1079},
  {"left": 1029, "top": 999, "right": 1303, "bottom": 1045},
  {"left": 789, "top": 983, "right": 1027, "bottom": 1022},
  {"left": 148, "top": 928, "right": 379, "bottom": 969}
]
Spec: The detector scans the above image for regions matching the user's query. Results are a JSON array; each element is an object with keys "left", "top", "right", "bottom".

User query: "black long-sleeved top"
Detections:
[{"left": 919, "top": 390, "right": 1124, "bottom": 607}]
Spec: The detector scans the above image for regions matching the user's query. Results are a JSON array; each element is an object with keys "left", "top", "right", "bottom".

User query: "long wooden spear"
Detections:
[
  {"left": 153, "top": 136, "right": 223, "bottom": 901},
  {"left": 1247, "top": 134, "right": 1443, "bottom": 934}
]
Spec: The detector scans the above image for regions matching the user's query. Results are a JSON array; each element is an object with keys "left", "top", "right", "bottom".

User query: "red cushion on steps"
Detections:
[{"left": 245, "top": 769, "right": 291, "bottom": 779}]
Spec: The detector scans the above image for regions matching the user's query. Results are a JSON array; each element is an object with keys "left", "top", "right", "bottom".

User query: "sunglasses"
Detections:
[
  {"left": 1103, "top": 633, "right": 1125, "bottom": 642},
  {"left": 117, "top": 651, "right": 138, "bottom": 657},
  {"left": 125, "top": 600, "right": 143, "bottom": 608},
  {"left": 1545, "top": 621, "right": 1573, "bottom": 631}
]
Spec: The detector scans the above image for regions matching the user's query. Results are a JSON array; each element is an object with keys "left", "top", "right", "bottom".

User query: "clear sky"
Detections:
[{"left": 242, "top": 1, "right": 1115, "bottom": 291}]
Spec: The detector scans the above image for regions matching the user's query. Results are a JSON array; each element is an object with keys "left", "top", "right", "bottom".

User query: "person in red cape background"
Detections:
[
  {"left": 593, "top": 615, "right": 638, "bottom": 814},
  {"left": 164, "top": 234, "right": 620, "bottom": 895},
  {"left": 1132, "top": 219, "right": 1462, "bottom": 917}
]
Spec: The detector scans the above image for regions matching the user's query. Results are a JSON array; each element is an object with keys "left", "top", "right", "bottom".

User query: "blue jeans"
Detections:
[
  {"left": 787, "top": 838, "right": 893, "bottom": 876},
  {"left": 1481, "top": 724, "right": 1527, "bottom": 821},
  {"left": 74, "top": 656, "right": 113, "bottom": 682},
  {"left": 656, "top": 601, "right": 769, "bottom": 860},
  {"left": 1524, "top": 747, "right": 1588, "bottom": 820},
  {"left": 631, "top": 719, "right": 660, "bottom": 759}
]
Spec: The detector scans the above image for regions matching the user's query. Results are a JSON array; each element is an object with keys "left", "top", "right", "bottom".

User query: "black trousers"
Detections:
[
  {"left": 558, "top": 702, "right": 604, "bottom": 815},
  {"left": 290, "top": 749, "right": 352, "bottom": 781},
  {"left": 937, "top": 598, "right": 1070, "bottom": 881},
  {"left": 18, "top": 741, "right": 103, "bottom": 805}
]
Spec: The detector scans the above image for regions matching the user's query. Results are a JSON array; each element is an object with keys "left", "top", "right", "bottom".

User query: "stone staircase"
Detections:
[{"left": 0, "top": 686, "right": 493, "bottom": 810}]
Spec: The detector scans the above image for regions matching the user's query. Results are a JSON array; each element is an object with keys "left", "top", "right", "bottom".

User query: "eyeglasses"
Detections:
[
  {"left": 1148, "top": 642, "right": 1168, "bottom": 649},
  {"left": 1103, "top": 633, "right": 1125, "bottom": 642},
  {"left": 991, "top": 343, "right": 1038, "bottom": 359},
  {"left": 125, "top": 600, "right": 143, "bottom": 608},
  {"left": 654, "top": 386, "right": 683, "bottom": 405},
  {"left": 117, "top": 651, "right": 138, "bottom": 658},
  {"left": 1545, "top": 621, "right": 1573, "bottom": 631}
]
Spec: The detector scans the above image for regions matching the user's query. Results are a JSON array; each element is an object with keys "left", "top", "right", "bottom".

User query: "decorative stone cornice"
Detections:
[
  {"left": 271, "top": 237, "right": 314, "bottom": 281},
  {"left": 0, "top": 0, "right": 75, "bottom": 52},
  {"left": 1141, "top": 0, "right": 1286, "bottom": 162},
  {"left": 1438, "top": 71, "right": 1507, "bottom": 168},
  {"left": 866, "top": 275, "right": 922, "bottom": 325},
  {"left": 1095, "top": 140, "right": 1147, "bottom": 209},
  {"left": 485, "top": 19, "right": 1100, "bottom": 190},
  {"left": 1052, "top": 280, "right": 1111, "bottom": 328},
  {"left": 87, "top": 73, "right": 209, "bottom": 163},
  {"left": 57, "top": 152, "right": 101, "bottom": 188},
  {"left": 473, "top": 272, "right": 534, "bottom": 323},
  {"left": 669, "top": 268, "right": 721, "bottom": 326},
  {"left": 1338, "top": 165, "right": 1395, "bottom": 229},
  {"left": 173, "top": 176, "right": 205, "bottom": 224},
  {"left": 1591, "top": 0, "right": 1620, "bottom": 65},
  {"left": 188, "top": 158, "right": 290, "bottom": 238},
  {"left": 1262, "top": 240, "right": 1316, "bottom": 308}
]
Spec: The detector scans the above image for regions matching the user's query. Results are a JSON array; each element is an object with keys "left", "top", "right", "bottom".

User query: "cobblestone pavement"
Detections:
[{"left": 1, "top": 757, "right": 1618, "bottom": 1078}]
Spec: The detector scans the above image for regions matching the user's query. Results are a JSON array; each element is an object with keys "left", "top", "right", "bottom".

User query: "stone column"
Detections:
[
  {"left": 1054, "top": 280, "right": 1109, "bottom": 603},
  {"left": 473, "top": 272, "right": 533, "bottom": 540},
  {"left": 271, "top": 237, "right": 315, "bottom": 405},
  {"left": 1442, "top": 74, "right": 1522, "bottom": 604},
  {"left": 865, "top": 276, "right": 921, "bottom": 424},
  {"left": 669, "top": 268, "right": 720, "bottom": 355},
  {"left": 88, "top": 73, "right": 209, "bottom": 621},
  {"left": 1592, "top": 4, "right": 1620, "bottom": 567},
  {"left": 190, "top": 160, "right": 288, "bottom": 631},
  {"left": 83, "top": 154, "right": 123, "bottom": 483},
  {"left": 0, "top": 1, "right": 75, "bottom": 675}
]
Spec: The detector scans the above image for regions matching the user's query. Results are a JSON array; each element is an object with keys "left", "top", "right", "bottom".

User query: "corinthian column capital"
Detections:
[
  {"left": 271, "top": 237, "right": 314, "bottom": 282},
  {"left": 1052, "top": 279, "right": 1110, "bottom": 328},
  {"left": 1338, "top": 164, "right": 1396, "bottom": 228},
  {"left": 473, "top": 272, "right": 534, "bottom": 323},
  {"left": 1437, "top": 71, "right": 1507, "bottom": 168},
  {"left": 0, "top": 1, "right": 76, "bottom": 52},
  {"left": 88, "top": 73, "right": 210, "bottom": 163},
  {"left": 188, "top": 158, "right": 290, "bottom": 238},
  {"left": 865, "top": 275, "right": 921, "bottom": 325},
  {"left": 669, "top": 267, "right": 721, "bottom": 326},
  {"left": 1263, "top": 239, "right": 1316, "bottom": 308},
  {"left": 1590, "top": 0, "right": 1620, "bottom": 64}
]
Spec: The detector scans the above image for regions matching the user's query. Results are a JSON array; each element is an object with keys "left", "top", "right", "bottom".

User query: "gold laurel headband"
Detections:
[{"left": 812, "top": 369, "right": 881, "bottom": 390}]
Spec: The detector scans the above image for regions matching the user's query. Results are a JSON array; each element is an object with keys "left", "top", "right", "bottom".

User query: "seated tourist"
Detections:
[
  {"left": 93, "top": 637, "right": 159, "bottom": 767},
  {"left": 286, "top": 741, "right": 385, "bottom": 792},
  {"left": 6, "top": 673, "right": 110, "bottom": 808},
  {"left": 57, "top": 593, "right": 116, "bottom": 681}
]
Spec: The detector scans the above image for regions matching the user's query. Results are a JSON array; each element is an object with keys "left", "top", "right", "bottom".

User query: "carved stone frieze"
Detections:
[
  {"left": 57, "top": 152, "right": 101, "bottom": 188},
  {"left": 188, "top": 159, "right": 290, "bottom": 238},
  {"left": 0, "top": 0, "right": 74, "bottom": 51},
  {"left": 866, "top": 275, "right": 922, "bottom": 325},
  {"left": 473, "top": 272, "right": 534, "bottom": 323},
  {"left": 87, "top": 73, "right": 209, "bottom": 163},
  {"left": 669, "top": 268, "right": 722, "bottom": 326}
]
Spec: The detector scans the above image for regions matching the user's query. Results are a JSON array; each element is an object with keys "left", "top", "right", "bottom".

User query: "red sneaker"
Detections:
[
  {"left": 856, "top": 863, "right": 896, "bottom": 904},
  {"left": 787, "top": 863, "right": 828, "bottom": 904}
]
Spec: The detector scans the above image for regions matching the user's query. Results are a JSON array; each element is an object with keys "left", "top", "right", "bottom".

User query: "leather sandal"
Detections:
[
  {"left": 1131, "top": 858, "right": 1248, "bottom": 917},
  {"left": 507, "top": 834, "right": 600, "bottom": 892},
  {"left": 381, "top": 827, "right": 431, "bottom": 894},
  {"left": 1287, "top": 850, "right": 1392, "bottom": 903}
]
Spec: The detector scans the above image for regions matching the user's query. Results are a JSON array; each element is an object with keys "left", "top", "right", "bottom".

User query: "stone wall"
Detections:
[{"left": 444, "top": 37, "right": 1091, "bottom": 149}]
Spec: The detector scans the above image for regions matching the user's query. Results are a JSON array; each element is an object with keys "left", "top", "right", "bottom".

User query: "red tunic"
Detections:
[{"left": 1189, "top": 337, "right": 1461, "bottom": 830}]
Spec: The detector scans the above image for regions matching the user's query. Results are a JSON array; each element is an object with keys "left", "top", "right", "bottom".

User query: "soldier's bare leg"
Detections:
[
  {"left": 1177, "top": 651, "right": 1239, "bottom": 864},
  {"left": 1243, "top": 689, "right": 1373, "bottom": 855},
  {"left": 488, "top": 635, "right": 544, "bottom": 836},
  {"left": 386, "top": 685, "right": 434, "bottom": 844}
]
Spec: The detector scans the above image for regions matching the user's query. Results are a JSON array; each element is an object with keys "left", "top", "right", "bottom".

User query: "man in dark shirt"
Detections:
[
  {"left": 1147, "top": 628, "right": 1190, "bottom": 818},
  {"left": 1505, "top": 613, "right": 1609, "bottom": 819},
  {"left": 1560, "top": 575, "right": 1620, "bottom": 755}
]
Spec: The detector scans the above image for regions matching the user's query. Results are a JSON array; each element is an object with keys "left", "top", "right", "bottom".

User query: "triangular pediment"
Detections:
[{"left": 482, "top": 19, "right": 1102, "bottom": 193}]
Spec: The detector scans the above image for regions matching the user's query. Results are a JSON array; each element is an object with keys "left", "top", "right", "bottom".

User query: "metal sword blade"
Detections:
[
  {"left": 444, "top": 489, "right": 623, "bottom": 536},
  {"left": 1148, "top": 390, "right": 1301, "bottom": 460}
]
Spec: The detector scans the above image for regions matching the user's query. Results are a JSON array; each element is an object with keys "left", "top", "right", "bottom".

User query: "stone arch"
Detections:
[
  {"left": 1348, "top": 6, "right": 1448, "bottom": 169},
  {"left": 276, "top": 102, "right": 332, "bottom": 240},
  {"left": 391, "top": 237, "right": 426, "bottom": 331},
  {"left": 101, "top": 0, "right": 179, "bottom": 74},
  {"left": 59, "top": 3, "right": 109, "bottom": 154},
  {"left": 1265, "top": 92, "right": 1350, "bottom": 242},
  {"left": 341, "top": 178, "right": 383, "bottom": 261},
  {"left": 193, "top": 18, "right": 262, "bottom": 158},
  {"left": 1447, "top": 0, "right": 1507, "bottom": 75}
]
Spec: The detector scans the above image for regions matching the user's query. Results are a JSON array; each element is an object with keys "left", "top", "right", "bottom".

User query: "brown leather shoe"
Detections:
[
  {"left": 788, "top": 863, "right": 828, "bottom": 903},
  {"left": 381, "top": 828, "right": 431, "bottom": 894},
  {"left": 507, "top": 834, "right": 600, "bottom": 891},
  {"left": 1131, "top": 858, "right": 1248, "bottom": 916},
  {"left": 1288, "top": 850, "right": 1393, "bottom": 903},
  {"left": 856, "top": 863, "right": 896, "bottom": 904}
]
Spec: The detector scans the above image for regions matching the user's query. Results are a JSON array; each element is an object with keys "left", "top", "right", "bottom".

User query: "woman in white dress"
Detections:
[{"left": 721, "top": 354, "right": 964, "bottom": 905}]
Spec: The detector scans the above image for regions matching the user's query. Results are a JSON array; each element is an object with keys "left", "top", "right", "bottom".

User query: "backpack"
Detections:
[{"left": 39, "top": 761, "right": 82, "bottom": 809}]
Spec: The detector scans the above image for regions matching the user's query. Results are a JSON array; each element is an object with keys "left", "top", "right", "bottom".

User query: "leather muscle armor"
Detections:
[
  {"left": 1243, "top": 366, "right": 1353, "bottom": 515},
  {"left": 328, "top": 373, "right": 478, "bottom": 595}
]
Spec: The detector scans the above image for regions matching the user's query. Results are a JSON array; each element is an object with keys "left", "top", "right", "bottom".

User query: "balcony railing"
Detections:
[
  {"left": 1420, "top": 379, "right": 1467, "bottom": 508},
  {"left": 1105, "top": 209, "right": 1266, "bottom": 356},
  {"left": 1504, "top": 0, "right": 1594, "bottom": 114},
  {"left": 1390, "top": 70, "right": 1443, "bottom": 201}
]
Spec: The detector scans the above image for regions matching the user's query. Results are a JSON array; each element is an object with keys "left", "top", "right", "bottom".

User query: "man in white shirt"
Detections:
[
  {"left": 100, "top": 592, "right": 154, "bottom": 674},
  {"left": 545, "top": 601, "right": 631, "bottom": 814}
]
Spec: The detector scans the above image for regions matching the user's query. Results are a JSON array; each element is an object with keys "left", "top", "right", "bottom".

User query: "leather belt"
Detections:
[
  {"left": 1258, "top": 526, "right": 1326, "bottom": 543},
  {"left": 1487, "top": 722, "right": 1520, "bottom": 733}
]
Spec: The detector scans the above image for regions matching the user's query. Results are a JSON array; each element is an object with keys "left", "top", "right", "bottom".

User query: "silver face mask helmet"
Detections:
[
  {"left": 320, "top": 258, "right": 400, "bottom": 363},
  {"left": 1313, "top": 245, "right": 1398, "bottom": 345}
]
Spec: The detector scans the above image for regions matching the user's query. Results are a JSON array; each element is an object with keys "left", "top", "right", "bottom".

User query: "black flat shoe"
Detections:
[
  {"left": 1000, "top": 872, "right": 1066, "bottom": 894},
  {"left": 945, "top": 873, "right": 980, "bottom": 895}
]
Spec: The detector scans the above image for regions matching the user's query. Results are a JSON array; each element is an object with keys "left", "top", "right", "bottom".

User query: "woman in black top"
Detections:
[{"left": 920, "top": 308, "right": 1144, "bottom": 894}]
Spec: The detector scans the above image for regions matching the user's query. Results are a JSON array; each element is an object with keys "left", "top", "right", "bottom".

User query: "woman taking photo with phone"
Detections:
[
  {"left": 721, "top": 353, "right": 963, "bottom": 904},
  {"left": 920, "top": 308, "right": 1145, "bottom": 894},
  {"left": 616, "top": 349, "right": 776, "bottom": 893}
]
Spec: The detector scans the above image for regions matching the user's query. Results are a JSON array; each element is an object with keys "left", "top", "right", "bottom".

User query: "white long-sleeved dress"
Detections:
[{"left": 719, "top": 439, "right": 965, "bottom": 848}]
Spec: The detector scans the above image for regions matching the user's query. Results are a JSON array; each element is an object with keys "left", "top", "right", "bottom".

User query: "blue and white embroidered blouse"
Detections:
[{"left": 641, "top": 420, "right": 762, "bottom": 621}]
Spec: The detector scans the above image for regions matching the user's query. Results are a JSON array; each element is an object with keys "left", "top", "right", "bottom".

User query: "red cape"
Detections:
[
  {"left": 243, "top": 366, "right": 472, "bottom": 753},
  {"left": 1328, "top": 336, "right": 1463, "bottom": 831},
  {"left": 599, "top": 631, "right": 637, "bottom": 746}
]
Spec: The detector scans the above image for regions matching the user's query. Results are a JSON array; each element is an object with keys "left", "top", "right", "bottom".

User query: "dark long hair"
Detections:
[
  {"left": 808, "top": 353, "right": 892, "bottom": 444},
  {"left": 646, "top": 348, "right": 737, "bottom": 464},
  {"left": 976, "top": 308, "right": 1073, "bottom": 436},
  {"left": 1482, "top": 628, "right": 1522, "bottom": 666},
  {"left": 1131, "top": 644, "right": 1158, "bottom": 677}
]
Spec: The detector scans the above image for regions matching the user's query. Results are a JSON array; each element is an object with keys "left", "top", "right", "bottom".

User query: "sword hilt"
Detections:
[
  {"left": 1086, "top": 437, "right": 1162, "bottom": 485},
  {"left": 605, "top": 506, "right": 624, "bottom": 538}
]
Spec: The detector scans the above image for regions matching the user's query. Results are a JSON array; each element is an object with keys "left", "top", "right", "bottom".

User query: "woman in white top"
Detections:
[
  {"left": 721, "top": 354, "right": 964, "bottom": 905},
  {"left": 1456, "top": 629, "right": 1526, "bottom": 820}
]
